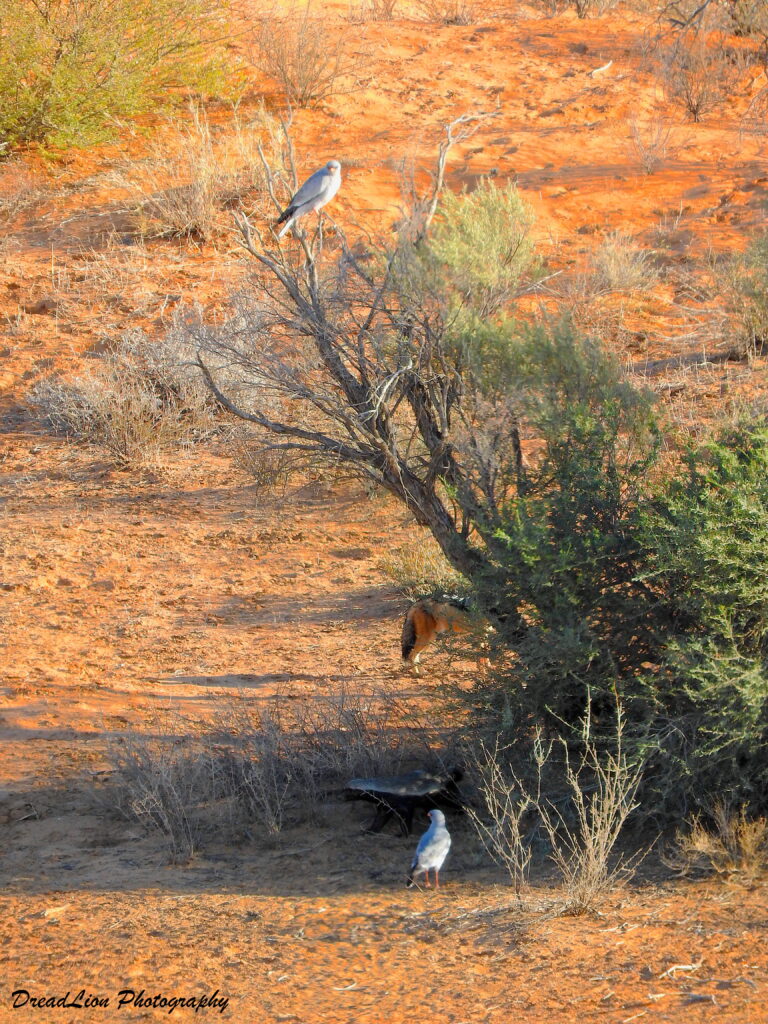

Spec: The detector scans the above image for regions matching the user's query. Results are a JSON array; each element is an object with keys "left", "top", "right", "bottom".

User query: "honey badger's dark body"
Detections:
[{"left": 344, "top": 768, "right": 464, "bottom": 836}]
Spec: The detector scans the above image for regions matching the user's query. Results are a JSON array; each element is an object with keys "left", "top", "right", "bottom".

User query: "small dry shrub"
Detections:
[
  {"left": 215, "top": 702, "right": 316, "bottom": 836},
  {"left": 108, "top": 726, "right": 219, "bottom": 862},
  {"left": 104, "top": 688, "right": 453, "bottom": 857},
  {"left": 119, "top": 106, "right": 276, "bottom": 241},
  {"left": 468, "top": 709, "right": 644, "bottom": 913},
  {"left": 30, "top": 322, "right": 219, "bottom": 466},
  {"left": 354, "top": 0, "right": 399, "bottom": 19},
  {"left": 290, "top": 686, "right": 447, "bottom": 785},
  {"left": 250, "top": 3, "right": 361, "bottom": 107},
  {"left": 233, "top": 443, "right": 296, "bottom": 494},
  {"left": 627, "top": 116, "right": 680, "bottom": 174},
  {"left": 591, "top": 230, "right": 659, "bottom": 294},
  {"left": 413, "top": 0, "right": 476, "bottom": 23},
  {"left": 378, "top": 536, "right": 468, "bottom": 601},
  {"left": 542, "top": 715, "right": 644, "bottom": 915},
  {"left": 520, "top": 0, "right": 564, "bottom": 14},
  {"left": 571, "top": 0, "right": 621, "bottom": 15},
  {"left": 667, "top": 803, "right": 768, "bottom": 880},
  {"left": 467, "top": 737, "right": 538, "bottom": 895},
  {"left": 655, "top": 18, "right": 743, "bottom": 121}
]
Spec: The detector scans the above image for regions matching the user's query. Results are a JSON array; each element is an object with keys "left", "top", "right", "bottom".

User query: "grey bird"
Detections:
[
  {"left": 275, "top": 160, "right": 342, "bottom": 239},
  {"left": 406, "top": 808, "right": 451, "bottom": 889}
]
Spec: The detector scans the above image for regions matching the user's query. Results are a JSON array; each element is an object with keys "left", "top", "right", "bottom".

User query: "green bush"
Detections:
[
  {"left": 0, "top": 0, "right": 234, "bottom": 150},
  {"left": 463, "top": 322, "right": 768, "bottom": 822},
  {"left": 470, "top": 321, "right": 661, "bottom": 727},
  {"left": 430, "top": 178, "right": 538, "bottom": 318},
  {"left": 638, "top": 425, "right": 768, "bottom": 814}
]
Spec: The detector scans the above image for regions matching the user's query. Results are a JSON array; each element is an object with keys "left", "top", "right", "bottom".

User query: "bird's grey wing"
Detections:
[
  {"left": 424, "top": 832, "right": 451, "bottom": 866},
  {"left": 435, "top": 832, "right": 452, "bottom": 856},
  {"left": 289, "top": 169, "right": 331, "bottom": 209},
  {"left": 415, "top": 826, "right": 435, "bottom": 858}
]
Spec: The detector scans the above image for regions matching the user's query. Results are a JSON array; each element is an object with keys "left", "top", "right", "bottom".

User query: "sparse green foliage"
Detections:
[
  {"left": 430, "top": 179, "right": 537, "bottom": 318},
  {"left": 0, "top": 0, "right": 234, "bottom": 150},
  {"left": 379, "top": 537, "right": 468, "bottom": 602}
]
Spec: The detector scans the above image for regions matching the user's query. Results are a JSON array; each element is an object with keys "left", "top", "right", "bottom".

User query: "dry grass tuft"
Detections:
[
  {"left": 30, "top": 321, "right": 220, "bottom": 467},
  {"left": 0, "top": 160, "right": 50, "bottom": 225},
  {"left": 118, "top": 106, "right": 277, "bottom": 241},
  {"left": 667, "top": 804, "right": 768, "bottom": 881},
  {"left": 413, "top": 0, "right": 476, "bottom": 23},
  {"left": 378, "top": 536, "right": 468, "bottom": 602},
  {"left": 591, "top": 230, "right": 659, "bottom": 294}
]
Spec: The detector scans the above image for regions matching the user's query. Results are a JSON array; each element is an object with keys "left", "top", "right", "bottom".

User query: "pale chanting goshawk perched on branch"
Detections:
[
  {"left": 406, "top": 809, "right": 452, "bottom": 890},
  {"left": 275, "top": 160, "right": 342, "bottom": 239}
]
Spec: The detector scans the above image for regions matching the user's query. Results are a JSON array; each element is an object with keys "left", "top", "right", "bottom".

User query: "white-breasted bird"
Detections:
[
  {"left": 406, "top": 808, "right": 451, "bottom": 889},
  {"left": 275, "top": 160, "right": 342, "bottom": 239}
]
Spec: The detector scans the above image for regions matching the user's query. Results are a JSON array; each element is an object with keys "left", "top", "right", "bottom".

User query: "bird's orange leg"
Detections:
[{"left": 435, "top": 871, "right": 440, "bottom": 890}]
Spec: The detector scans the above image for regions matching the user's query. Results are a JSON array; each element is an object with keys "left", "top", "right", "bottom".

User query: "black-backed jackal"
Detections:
[{"left": 401, "top": 595, "right": 486, "bottom": 673}]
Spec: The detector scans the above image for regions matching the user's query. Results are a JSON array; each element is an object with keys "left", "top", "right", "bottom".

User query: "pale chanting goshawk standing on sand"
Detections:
[
  {"left": 275, "top": 160, "right": 342, "bottom": 239},
  {"left": 406, "top": 809, "right": 452, "bottom": 889}
]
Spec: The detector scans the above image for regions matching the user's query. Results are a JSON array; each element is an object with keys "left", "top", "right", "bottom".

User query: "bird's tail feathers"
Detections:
[
  {"left": 406, "top": 856, "right": 419, "bottom": 887},
  {"left": 276, "top": 217, "right": 294, "bottom": 240},
  {"left": 401, "top": 609, "right": 417, "bottom": 662},
  {"left": 275, "top": 205, "right": 294, "bottom": 226}
]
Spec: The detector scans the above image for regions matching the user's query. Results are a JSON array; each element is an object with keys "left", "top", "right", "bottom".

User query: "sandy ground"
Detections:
[{"left": 2, "top": 1, "right": 768, "bottom": 1021}]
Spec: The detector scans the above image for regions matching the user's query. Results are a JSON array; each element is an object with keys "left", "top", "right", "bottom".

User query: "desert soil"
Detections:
[{"left": 1, "top": 2, "right": 767, "bottom": 1022}]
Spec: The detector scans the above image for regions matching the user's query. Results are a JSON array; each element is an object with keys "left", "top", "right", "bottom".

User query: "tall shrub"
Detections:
[
  {"left": 638, "top": 424, "right": 768, "bottom": 814},
  {"left": 0, "top": 0, "right": 233, "bottom": 149}
]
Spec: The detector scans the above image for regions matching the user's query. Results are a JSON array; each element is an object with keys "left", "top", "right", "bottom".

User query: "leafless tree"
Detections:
[{"left": 195, "top": 113, "right": 533, "bottom": 588}]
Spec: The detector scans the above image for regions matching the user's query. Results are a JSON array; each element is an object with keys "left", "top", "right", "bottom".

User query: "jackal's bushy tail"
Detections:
[{"left": 401, "top": 608, "right": 417, "bottom": 662}]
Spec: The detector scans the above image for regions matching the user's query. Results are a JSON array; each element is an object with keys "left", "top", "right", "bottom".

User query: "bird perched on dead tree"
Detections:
[{"left": 275, "top": 160, "right": 341, "bottom": 239}]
